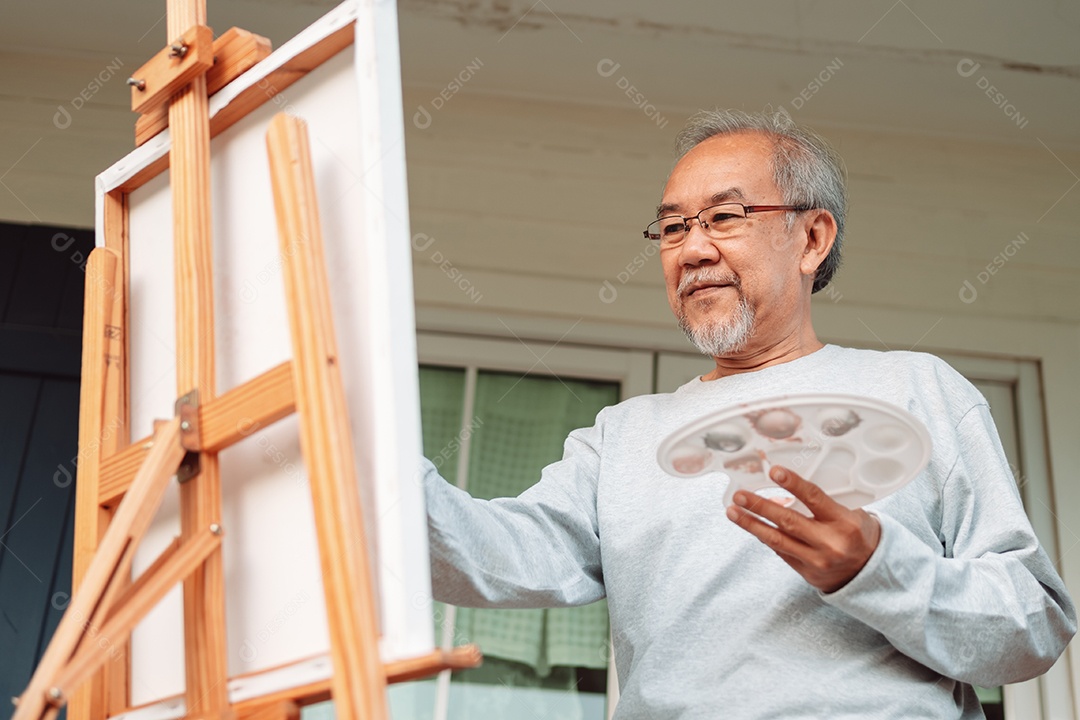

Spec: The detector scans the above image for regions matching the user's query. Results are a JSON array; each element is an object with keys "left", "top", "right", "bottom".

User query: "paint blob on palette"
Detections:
[{"left": 657, "top": 394, "right": 932, "bottom": 514}]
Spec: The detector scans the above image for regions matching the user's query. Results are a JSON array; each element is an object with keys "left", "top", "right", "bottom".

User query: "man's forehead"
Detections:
[
  {"left": 657, "top": 187, "right": 749, "bottom": 217},
  {"left": 660, "top": 136, "right": 776, "bottom": 212}
]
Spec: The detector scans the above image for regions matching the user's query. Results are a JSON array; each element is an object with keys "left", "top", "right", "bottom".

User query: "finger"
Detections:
[
  {"left": 770, "top": 466, "right": 845, "bottom": 520},
  {"left": 731, "top": 490, "right": 819, "bottom": 546},
  {"left": 726, "top": 503, "right": 815, "bottom": 560}
]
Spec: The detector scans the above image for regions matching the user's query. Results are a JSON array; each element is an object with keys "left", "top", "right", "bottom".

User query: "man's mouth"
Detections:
[{"left": 684, "top": 282, "right": 732, "bottom": 299}]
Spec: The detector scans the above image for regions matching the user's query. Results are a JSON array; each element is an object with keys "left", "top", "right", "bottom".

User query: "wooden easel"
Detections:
[{"left": 13, "top": 3, "right": 479, "bottom": 719}]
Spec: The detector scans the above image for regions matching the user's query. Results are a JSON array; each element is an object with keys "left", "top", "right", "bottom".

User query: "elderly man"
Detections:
[{"left": 420, "top": 109, "right": 1075, "bottom": 718}]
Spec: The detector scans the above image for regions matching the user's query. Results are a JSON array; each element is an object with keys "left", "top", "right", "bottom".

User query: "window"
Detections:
[
  {"left": 391, "top": 333, "right": 652, "bottom": 720},
  {"left": 417, "top": 365, "right": 616, "bottom": 719}
]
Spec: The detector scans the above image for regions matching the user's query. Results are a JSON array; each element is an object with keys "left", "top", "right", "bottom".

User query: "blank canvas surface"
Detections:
[{"left": 124, "top": 26, "right": 433, "bottom": 704}]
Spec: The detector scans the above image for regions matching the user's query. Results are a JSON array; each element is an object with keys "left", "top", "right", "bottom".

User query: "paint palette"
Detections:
[{"left": 657, "top": 394, "right": 931, "bottom": 514}]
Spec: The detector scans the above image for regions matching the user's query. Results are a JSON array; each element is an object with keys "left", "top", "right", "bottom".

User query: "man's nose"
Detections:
[{"left": 679, "top": 219, "right": 720, "bottom": 265}]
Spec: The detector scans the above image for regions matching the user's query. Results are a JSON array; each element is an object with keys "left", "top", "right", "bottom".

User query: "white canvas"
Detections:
[{"left": 98, "top": 1, "right": 433, "bottom": 710}]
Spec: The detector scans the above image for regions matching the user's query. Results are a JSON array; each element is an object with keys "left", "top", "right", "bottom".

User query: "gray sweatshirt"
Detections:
[{"left": 422, "top": 344, "right": 1076, "bottom": 718}]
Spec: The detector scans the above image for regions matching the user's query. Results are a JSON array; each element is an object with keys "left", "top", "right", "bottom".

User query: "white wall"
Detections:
[
  {"left": 402, "top": 89, "right": 1080, "bottom": 330},
  {"left": 2, "top": 48, "right": 1078, "bottom": 712}
]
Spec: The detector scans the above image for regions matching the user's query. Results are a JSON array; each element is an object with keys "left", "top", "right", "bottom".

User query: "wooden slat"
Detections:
[
  {"left": 52, "top": 528, "right": 222, "bottom": 700},
  {"left": 97, "top": 443, "right": 149, "bottom": 511},
  {"left": 201, "top": 361, "right": 294, "bottom": 452},
  {"left": 267, "top": 112, "right": 387, "bottom": 720},
  {"left": 96, "top": 196, "right": 134, "bottom": 719},
  {"left": 129, "top": 24, "right": 214, "bottom": 115},
  {"left": 106, "top": 536, "right": 181, "bottom": 617},
  {"left": 236, "top": 700, "right": 299, "bottom": 720},
  {"left": 103, "top": 190, "right": 131, "bottom": 466},
  {"left": 12, "top": 420, "right": 185, "bottom": 720},
  {"left": 108, "top": 645, "right": 484, "bottom": 718},
  {"left": 166, "top": 1, "right": 229, "bottom": 716},
  {"left": 104, "top": 186, "right": 132, "bottom": 717},
  {"left": 231, "top": 647, "right": 484, "bottom": 713},
  {"left": 68, "top": 246, "right": 123, "bottom": 720},
  {"left": 136, "top": 27, "right": 273, "bottom": 146},
  {"left": 118, "top": 23, "right": 353, "bottom": 193},
  {"left": 384, "top": 645, "right": 483, "bottom": 684},
  {"left": 97, "top": 361, "right": 295, "bottom": 508}
]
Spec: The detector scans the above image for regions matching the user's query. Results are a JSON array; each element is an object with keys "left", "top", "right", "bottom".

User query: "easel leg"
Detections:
[
  {"left": 70, "top": 245, "right": 125, "bottom": 720},
  {"left": 267, "top": 112, "right": 389, "bottom": 720},
  {"left": 166, "top": 0, "right": 230, "bottom": 714}
]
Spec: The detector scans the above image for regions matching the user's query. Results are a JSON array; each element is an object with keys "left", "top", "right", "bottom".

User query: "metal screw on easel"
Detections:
[
  {"left": 127, "top": 77, "right": 146, "bottom": 91},
  {"left": 181, "top": 420, "right": 192, "bottom": 432},
  {"left": 46, "top": 688, "right": 63, "bottom": 705},
  {"left": 169, "top": 42, "right": 189, "bottom": 58},
  {"left": 209, "top": 523, "right": 223, "bottom": 536}
]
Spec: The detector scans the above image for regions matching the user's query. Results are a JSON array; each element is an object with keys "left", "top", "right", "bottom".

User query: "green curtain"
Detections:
[{"left": 419, "top": 366, "right": 618, "bottom": 677}]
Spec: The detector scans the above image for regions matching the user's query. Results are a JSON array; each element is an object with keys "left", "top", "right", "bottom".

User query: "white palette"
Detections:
[{"left": 658, "top": 394, "right": 932, "bottom": 515}]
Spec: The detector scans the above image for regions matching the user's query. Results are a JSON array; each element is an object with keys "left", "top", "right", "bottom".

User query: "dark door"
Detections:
[{"left": 0, "top": 221, "right": 93, "bottom": 710}]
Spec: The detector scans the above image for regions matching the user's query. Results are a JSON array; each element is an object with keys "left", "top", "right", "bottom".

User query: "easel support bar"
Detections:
[
  {"left": 51, "top": 527, "right": 223, "bottom": 702},
  {"left": 98, "top": 361, "right": 295, "bottom": 507}
]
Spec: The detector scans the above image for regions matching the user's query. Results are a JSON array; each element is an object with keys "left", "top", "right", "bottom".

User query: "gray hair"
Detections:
[{"left": 674, "top": 109, "right": 847, "bottom": 293}]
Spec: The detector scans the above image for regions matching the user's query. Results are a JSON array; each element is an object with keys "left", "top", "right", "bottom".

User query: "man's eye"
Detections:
[
  {"left": 707, "top": 212, "right": 740, "bottom": 224},
  {"left": 661, "top": 221, "right": 685, "bottom": 235}
]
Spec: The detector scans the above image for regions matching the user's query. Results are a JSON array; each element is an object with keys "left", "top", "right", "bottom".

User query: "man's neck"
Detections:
[{"left": 702, "top": 332, "right": 825, "bottom": 381}]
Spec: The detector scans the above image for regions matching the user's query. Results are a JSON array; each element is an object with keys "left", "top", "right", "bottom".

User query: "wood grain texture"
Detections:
[
  {"left": 382, "top": 645, "right": 482, "bottom": 685},
  {"left": 166, "top": 1, "right": 229, "bottom": 715},
  {"left": 104, "top": 644, "right": 484, "bottom": 718},
  {"left": 129, "top": 24, "right": 214, "bottom": 115},
  {"left": 106, "top": 536, "right": 181, "bottom": 617},
  {"left": 98, "top": 361, "right": 295, "bottom": 507},
  {"left": 52, "top": 528, "right": 222, "bottom": 699},
  {"left": 229, "top": 647, "right": 483, "bottom": 714},
  {"left": 266, "top": 112, "right": 388, "bottom": 720},
  {"left": 136, "top": 27, "right": 273, "bottom": 146},
  {"left": 68, "top": 246, "right": 123, "bottom": 720},
  {"left": 236, "top": 700, "right": 300, "bottom": 720},
  {"left": 101, "top": 190, "right": 132, "bottom": 716},
  {"left": 118, "top": 23, "right": 352, "bottom": 191},
  {"left": 199, "top": 361, "right": 294, "bottom": 453},
  {"left": 97, "top": 442, "right": 149, "bottom": 510}
]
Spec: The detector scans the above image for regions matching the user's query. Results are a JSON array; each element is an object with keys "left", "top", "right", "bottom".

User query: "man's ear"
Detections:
[{"left": 799, "top": 209, "right": 837, "bottom": 278}]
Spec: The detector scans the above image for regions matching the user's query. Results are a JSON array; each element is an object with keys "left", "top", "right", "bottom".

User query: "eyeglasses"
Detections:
[{"left": 643, "top": 202, "right": 812, "bottom": 247}]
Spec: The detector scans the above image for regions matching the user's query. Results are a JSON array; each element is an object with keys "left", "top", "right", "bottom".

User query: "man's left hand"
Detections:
[{"left": 725, "top": 466, "right": 881, "bottom": 593}]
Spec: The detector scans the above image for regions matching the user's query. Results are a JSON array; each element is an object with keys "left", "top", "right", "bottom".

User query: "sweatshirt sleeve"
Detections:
[
  {"left": 422, "top": 417, "right": 606, "bottom": 609},
  {"left": 821, "top": 403, "right": 1076, "bottom": 686}
]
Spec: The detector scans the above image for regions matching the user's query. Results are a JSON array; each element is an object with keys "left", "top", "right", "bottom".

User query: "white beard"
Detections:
[
  {"left": 676, "top": 271, "right": 756, "bottom": 357},
  {"left": 679, "top": 298, "right": 755, "bottom": 356}
]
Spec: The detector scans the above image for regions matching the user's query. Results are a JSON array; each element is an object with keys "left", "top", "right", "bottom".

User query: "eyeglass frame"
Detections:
[{"left": 643, "top": 202, "right": 814, "bottom": 245}]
